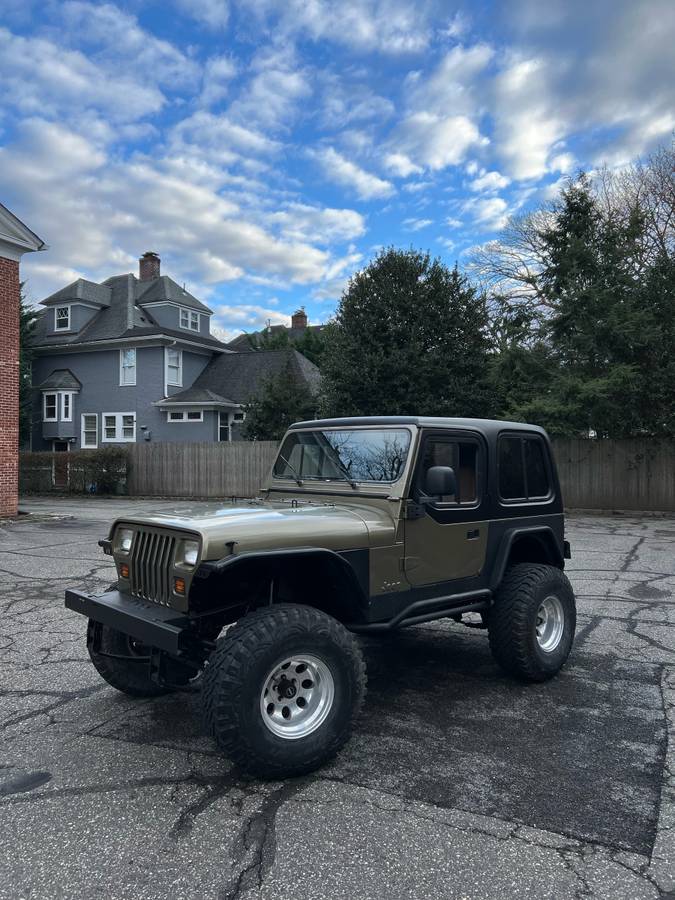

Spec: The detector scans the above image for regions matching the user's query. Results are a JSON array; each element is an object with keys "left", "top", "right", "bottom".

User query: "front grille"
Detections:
[{"left": 129, "top": 529, "right": 177, "bottom": 606}]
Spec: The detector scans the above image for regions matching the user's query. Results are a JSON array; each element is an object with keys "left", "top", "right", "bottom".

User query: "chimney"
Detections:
[
  {"left": 139, "top": 251, "right": 160, "bottom": 281},
  {"left": 291, "top": 307, "right": 308, "bottom": 329}
]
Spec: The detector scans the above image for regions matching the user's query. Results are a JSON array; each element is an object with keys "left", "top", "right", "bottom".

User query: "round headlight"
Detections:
[{"left": 117, "top": 528, "right": 133, "bottom": 552}]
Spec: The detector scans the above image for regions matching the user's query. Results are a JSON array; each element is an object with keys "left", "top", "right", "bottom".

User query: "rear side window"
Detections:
[{"left": 498, "top": 435, "right": 551, "bottom": 502}]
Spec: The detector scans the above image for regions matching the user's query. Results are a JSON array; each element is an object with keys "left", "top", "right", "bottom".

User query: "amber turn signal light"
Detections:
[
  {"left": 120, "top": 563, "right": 129, "bottom": 579},
  {"left": 174, "top": 577, "right": 186, "bottom": 595}
]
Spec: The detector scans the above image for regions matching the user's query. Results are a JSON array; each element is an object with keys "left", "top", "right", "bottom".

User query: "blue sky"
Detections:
[{"left": 1, "top": 0, "right": 674, "bottom": 340}]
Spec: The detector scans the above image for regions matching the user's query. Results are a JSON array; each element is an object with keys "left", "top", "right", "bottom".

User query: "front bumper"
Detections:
[{"left": 65, "top": 588, "right": 191, "bottom": 656}]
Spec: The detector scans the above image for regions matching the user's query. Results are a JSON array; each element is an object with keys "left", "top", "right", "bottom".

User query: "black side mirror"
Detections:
[{"left": 424, "top": 465, "right": 457, "bottom": 499}]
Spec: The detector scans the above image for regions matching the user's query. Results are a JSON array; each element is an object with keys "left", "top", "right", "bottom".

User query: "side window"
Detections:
[
  {"left": 418, "top": 438, "right": 479, "bottom": 505},
  {"left": 499, "top": 435, "right": 551, "bottom": 502},
  {"left": 524, "top": 439, "right": 549, "bottom": 498},
  {"left": 499, "top": 437, "right": 526, "bottom": 499}
]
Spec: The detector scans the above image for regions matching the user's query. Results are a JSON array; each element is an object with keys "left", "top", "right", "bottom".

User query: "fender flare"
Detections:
[
  {"left": 194, "top": 547, "right": 370, "bottom": 621},
  {"left": 490, "top": 526, "right": 564, "bottom": 591}
]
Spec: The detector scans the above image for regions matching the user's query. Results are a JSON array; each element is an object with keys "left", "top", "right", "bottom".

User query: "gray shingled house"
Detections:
[{"left": 30, "top": 252, "right": 320, "bottom": 451}]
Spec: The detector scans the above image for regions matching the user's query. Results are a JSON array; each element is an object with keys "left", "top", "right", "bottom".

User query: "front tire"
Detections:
[
  {"left": 487, "top": 564, "right": 576, "bottom": 682},
  {"left": 203, "top": 604, "right": 366, "bottom": 778},
  {"left": 87, "top": 621, "right": 172, "bottom": 697}
]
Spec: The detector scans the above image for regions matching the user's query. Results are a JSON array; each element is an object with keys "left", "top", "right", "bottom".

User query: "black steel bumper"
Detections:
[{"left": 65, "top": 588, "right": 191, "bottom": 656}]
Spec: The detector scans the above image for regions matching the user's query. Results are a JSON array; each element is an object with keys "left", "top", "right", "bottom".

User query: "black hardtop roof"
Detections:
[{"left": 289, "top": 416, "right": 548, "bottom": 439}]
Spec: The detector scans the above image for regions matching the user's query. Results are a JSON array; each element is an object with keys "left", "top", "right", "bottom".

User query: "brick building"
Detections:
[{"left": 0, "top": 203, "right": 45, "bottom": 517}]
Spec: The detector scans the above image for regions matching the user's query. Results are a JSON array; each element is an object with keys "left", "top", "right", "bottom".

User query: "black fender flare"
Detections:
[
  {"left": 194, "top": 547, "right": 370, "bottom": 622},
  {"left": 490, "top": 526, "right": 564, "bottom": 591}
]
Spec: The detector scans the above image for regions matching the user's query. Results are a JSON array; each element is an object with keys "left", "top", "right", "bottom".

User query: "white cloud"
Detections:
[
  {"left": 392, "top": 113, "right": 486, "bottom": 171},
  {"left": 320, "top": 77, "right": 394, "bottom": 127},
  {"left": 548, "top": 152, "right": 575, "bottom": 174},
  {"left": 439, "top": 11, "right": 469, "bottom": 40},
  {"left": 214, "top": 303, "right": 290, "bottom": 327},
  {"left": 228, "top": 48, "right": 311, "bottom": 131},
  {"left": 313, "top": 147, "right": 395, "bottom": 200},
  {"left": 384, "top": 153, "right": 423, "bottom": 177},
  {"left": 405, "top": 44, "right": 493, "bottom": 117},
  {"left": 462, "top": 196, "right": 510, "bottom": 230},
  {"left": 0, "top": 27, "right": 165, "bottom": 124},
  {"left": 243, "top": 0, "right": 433, "bottom": 53},
  {"left": 200, "top": 55, "right": 237, "bottom": 106},
  {"left": 170, "top": 111, "right": 281, "bottom": 166},
  {"left": 176, "top": 0, "right": 229, "bottom": 29},
  {"left": 60, "top": 2, "right": 199, "bottom": 89},
  {"left": 270, "top": 204, "right": 366, "bottom": 244},
  {"left": 469, "top": 170, "right": 511, "bottom": 192},
  {"left": 402, "top": 180, "right": 434, "bottom": 193},
  {"left": 493, "top": 57, "right": 565, "bottom": 180},
  {"left": 2, "top": 119, "right": 348, "bottom": 302},
  {"left": 402, "top": 217, "right": 433, "bottom": 231}
]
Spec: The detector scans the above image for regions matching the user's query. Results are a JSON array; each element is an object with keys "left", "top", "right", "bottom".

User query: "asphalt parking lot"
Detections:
[{"left": 1, "top": 497, "right": 674, "bottom": 899}]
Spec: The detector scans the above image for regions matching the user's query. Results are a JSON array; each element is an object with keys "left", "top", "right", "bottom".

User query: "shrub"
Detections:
[{"left": 20, "top": 447, "right": 129, "bottom": 494}]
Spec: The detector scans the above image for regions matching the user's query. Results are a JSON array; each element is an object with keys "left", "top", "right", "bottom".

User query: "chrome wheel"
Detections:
[
  {"left": 260, "top": 654, "right": 335, "bottom": 740},
  {"left": 535, "top": 595, "right": 565, "bottom": 652}
]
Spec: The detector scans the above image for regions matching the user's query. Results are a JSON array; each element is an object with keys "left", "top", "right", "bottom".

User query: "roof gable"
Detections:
[
  {"left": 0, "top": 202, "right": 46, "bottom": 260},
  {"left": 136, "top": 276, "right": 212, "bottom": 314},
  {"left": 41, "top": 278, "right": 111, "bottom": 308}
]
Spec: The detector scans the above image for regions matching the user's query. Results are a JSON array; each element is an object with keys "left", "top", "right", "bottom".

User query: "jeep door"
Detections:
[{"left": 403, "top": 430, "right": 489, "bottom": 587}]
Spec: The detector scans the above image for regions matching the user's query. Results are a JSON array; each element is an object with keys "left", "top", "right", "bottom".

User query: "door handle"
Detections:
[{"left": 466, "top": 529, "right": 480, "bottom": 540}]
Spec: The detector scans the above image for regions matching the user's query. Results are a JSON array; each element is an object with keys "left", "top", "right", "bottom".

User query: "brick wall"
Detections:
[{"left": 0, "top": 255, "right": 20, "bottom": 517}]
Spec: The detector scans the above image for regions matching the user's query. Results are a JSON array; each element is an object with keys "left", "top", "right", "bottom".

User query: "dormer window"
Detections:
[
  {"left": 179, "top": 307, "right": 200, "bottom": 331},
  {"left": 55, "top": 306, "right": 71, "bottom": 330}
]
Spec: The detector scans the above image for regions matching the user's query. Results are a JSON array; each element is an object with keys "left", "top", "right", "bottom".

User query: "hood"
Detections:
[{"left": 112, "top": 499, "right": 384, "bottom": 560}]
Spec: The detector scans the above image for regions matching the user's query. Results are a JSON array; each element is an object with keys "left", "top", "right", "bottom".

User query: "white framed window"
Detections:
[
  {"left": 167, "top": 410, "right": 204, "bottom": 422},
  {"left": 60, "top": 392, "right": 73, "bottom": 422},
  {"left": 119, "top": 348, "right": 137, "bottom": 386},
  {"left": 101, "top": 412, "right": 136, "bottom": 443},
  {"left": 179, "top": 307, "right": 200, "bottom": 331},
  {"left": 43, "top": 393, "right": 58, "bottom": 422},
  {"left": 81, "top": 414, "right": 98, "bottom": 448},
  {"left": 233, "top": 411, "right": 245, "bottom": 422},
  {"left": 218, "top": 411, "right": 231, "bottom": 442},
  {"left": 166, "top": 348, "right": 182, "bottom": 386},
  {"left": 55, "top": 306, "right": 71, "bottom": 330}
]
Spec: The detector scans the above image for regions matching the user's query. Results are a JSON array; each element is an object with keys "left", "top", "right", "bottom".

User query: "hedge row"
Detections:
[{"left": 20, "top": 447, "right": 129, "bottom": 494}]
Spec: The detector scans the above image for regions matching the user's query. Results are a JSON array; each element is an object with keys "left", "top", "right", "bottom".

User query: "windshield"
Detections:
[{"left": 273, "top": 429, "right": 411, "bottom": 484}]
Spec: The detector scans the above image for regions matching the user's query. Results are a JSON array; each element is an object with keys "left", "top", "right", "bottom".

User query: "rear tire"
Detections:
[
  {"left": 87, "top": 621, "right": 172, "bottom": 697},
  {"left": 487, "top": 564, "right": 576, "bottom": 682},
  {"left": 203, "top": 604, "right": 367, "bottom": 778}
]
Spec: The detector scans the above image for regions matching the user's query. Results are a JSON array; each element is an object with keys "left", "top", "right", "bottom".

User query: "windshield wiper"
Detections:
[
  {"left": 331, "top": 458, "right": 358, "bottom": 489},
  {"left": 278, "top": 454, "right": 303, "bottom": 486}
]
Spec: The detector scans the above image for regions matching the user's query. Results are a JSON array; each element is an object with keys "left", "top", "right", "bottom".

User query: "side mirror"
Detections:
[{"left": 424, "top": 465, "right": 457, "bottom": 499}]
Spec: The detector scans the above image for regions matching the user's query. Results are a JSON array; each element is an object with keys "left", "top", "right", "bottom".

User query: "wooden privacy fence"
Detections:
[
  {"left": 127, "top": 441, "right": 278, "bottom": 498},
  {"left": 126, "top": 437, "right": 675, "bottom": 510},
  {"left": 553, "top": 439, "right": 675, "bottom": 511}
]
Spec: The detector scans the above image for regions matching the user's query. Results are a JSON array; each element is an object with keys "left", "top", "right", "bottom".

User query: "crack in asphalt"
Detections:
[
  {"left": 1, "top": 511, "right": 674, "bottom": 898},
  {"left": 220, "top": 780, "right": 309, "bottom": 900}
]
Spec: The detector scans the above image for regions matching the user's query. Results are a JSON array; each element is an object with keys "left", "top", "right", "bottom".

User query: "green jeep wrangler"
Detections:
[{"left": 66, "top": 417, "right": 575, "bottom": 777}]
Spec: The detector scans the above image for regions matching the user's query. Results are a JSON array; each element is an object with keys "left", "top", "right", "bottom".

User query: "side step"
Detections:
[{"left": 349, "top": 590, "right": 491, "bottom": 633}]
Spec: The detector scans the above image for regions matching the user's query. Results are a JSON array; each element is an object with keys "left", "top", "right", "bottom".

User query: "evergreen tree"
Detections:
[
  {"left": 513, "top": 175, "right": 672, "bottom": 436},
  {"left": 320, "top": 248, "right": 491, "bottom": 417},
  {"left": 243, "top": 356, "right": 318, "bottom": 441}
]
